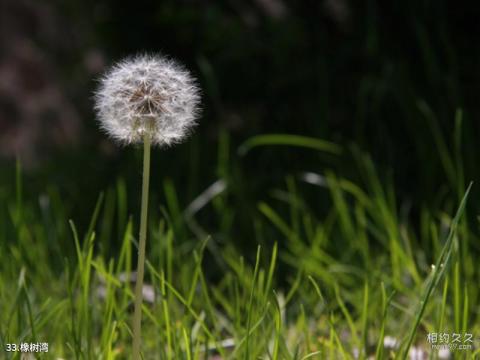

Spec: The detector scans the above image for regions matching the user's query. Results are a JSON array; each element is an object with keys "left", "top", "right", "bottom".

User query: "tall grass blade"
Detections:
[{"left": 401, "top": 182, "right": 472, "bottom": 358}]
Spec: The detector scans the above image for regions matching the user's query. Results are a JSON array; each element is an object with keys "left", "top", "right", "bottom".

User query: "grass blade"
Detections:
[
  {"left": 401, "top": 182, "right": 472, "bottom": 358},
  {"left": 238, "top": 134, "right": 342, "bottom": 156}
]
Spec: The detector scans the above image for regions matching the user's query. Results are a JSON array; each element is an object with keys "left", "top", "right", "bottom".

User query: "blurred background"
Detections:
[{"left": 1, "top": 0, "right": 480, "bottom": 259}]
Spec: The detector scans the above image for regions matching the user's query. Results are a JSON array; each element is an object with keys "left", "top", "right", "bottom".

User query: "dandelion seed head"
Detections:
[{"left": 94, "top": 54, "right": 201, "bottom": 146}]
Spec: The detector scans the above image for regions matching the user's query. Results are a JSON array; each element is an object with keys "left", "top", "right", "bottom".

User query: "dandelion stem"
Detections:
[{"left": 132, "top": 133, "right": 151, "bottom": 359}]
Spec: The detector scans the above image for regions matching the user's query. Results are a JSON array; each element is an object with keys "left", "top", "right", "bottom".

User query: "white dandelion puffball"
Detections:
[{"left": 95, "top": 54, "right": 201, "bottom": 146}]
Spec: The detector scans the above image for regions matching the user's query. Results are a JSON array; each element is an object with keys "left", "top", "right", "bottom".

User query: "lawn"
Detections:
[{"left": 1, "top": 129, "right": 478, "bottom": 359}]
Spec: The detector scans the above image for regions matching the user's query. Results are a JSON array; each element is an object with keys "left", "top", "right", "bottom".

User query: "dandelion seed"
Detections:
[{"left": 94, "top": 53, "right": 201, "bottom": 146}]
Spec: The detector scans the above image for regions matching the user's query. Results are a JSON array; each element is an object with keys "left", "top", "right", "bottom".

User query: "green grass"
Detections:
[{"left": 0, "top": 131, "right": 479, "bottom": 359}]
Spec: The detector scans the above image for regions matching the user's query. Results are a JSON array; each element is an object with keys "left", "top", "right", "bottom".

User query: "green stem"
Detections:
[{"left": 132, "top": 134, "right": 151, "bottom": 359}]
